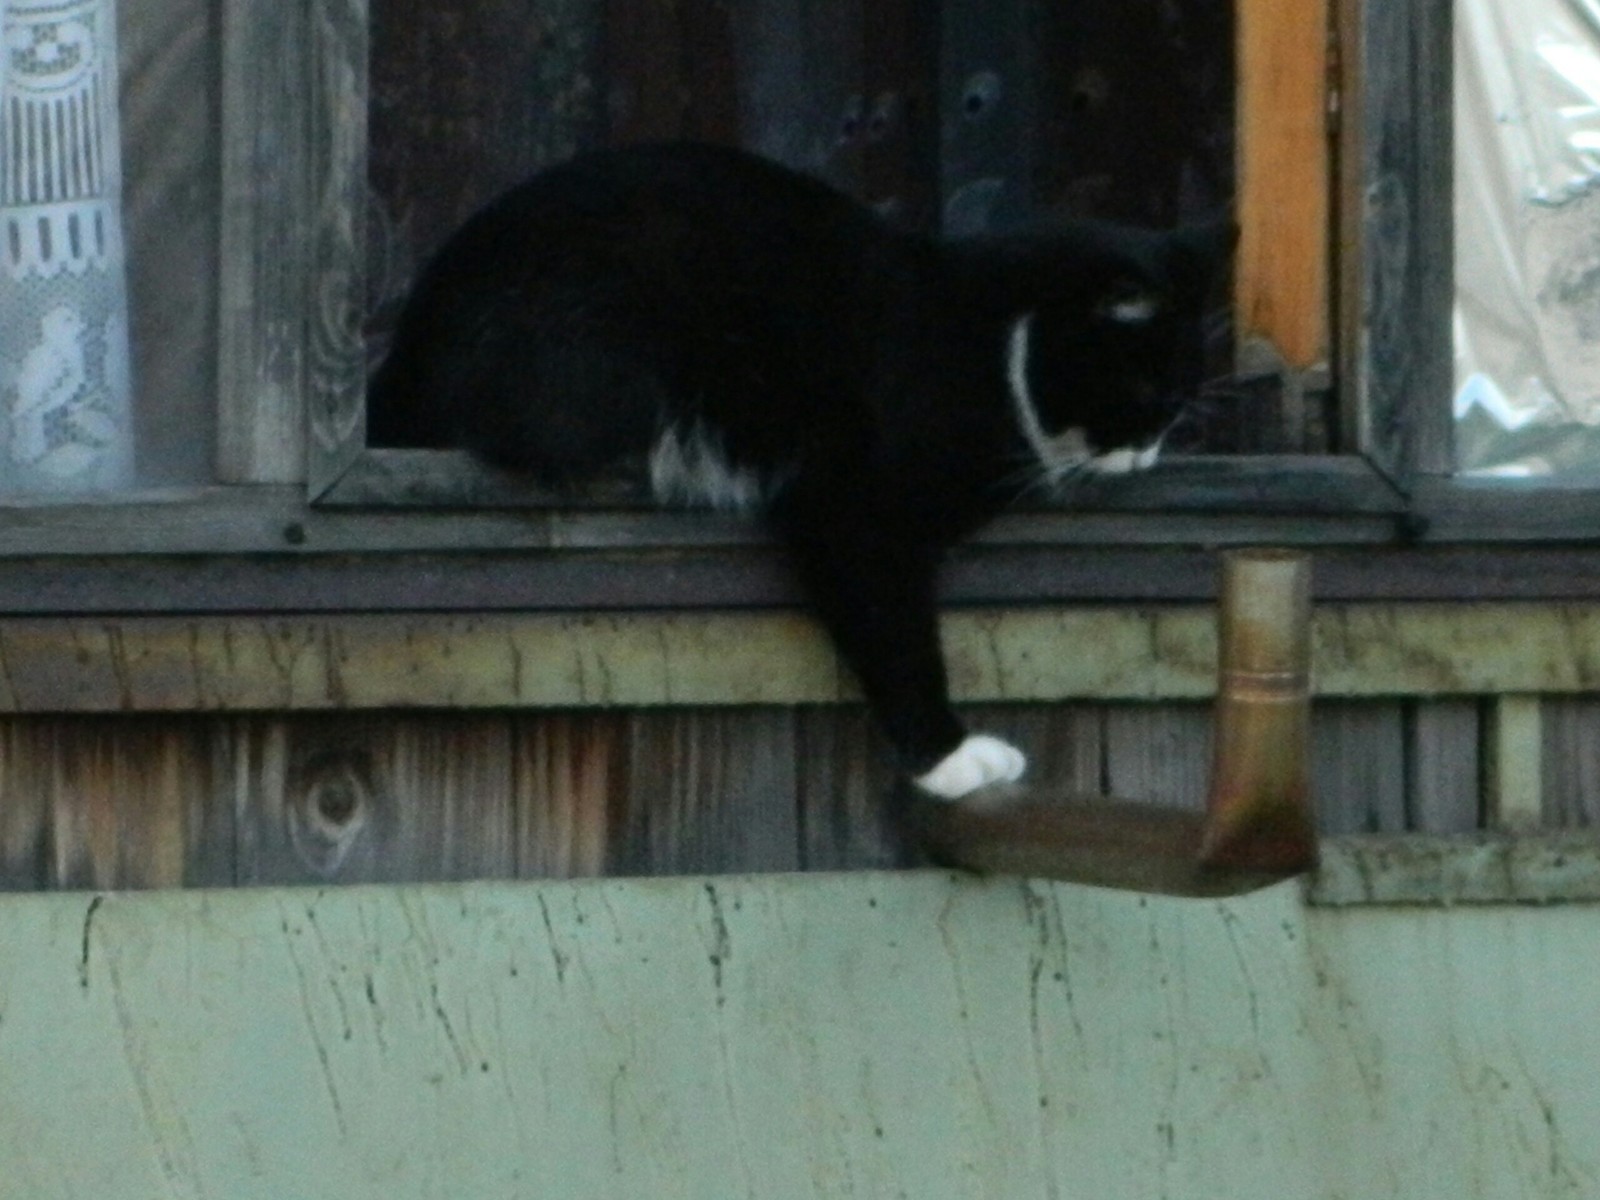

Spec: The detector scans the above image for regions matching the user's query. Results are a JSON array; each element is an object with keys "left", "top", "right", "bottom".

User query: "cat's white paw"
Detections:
[
  {"left": 913, "top": 734, "right": 1027, "bottom": 801},
  {"left": 1089, "top": 438, "right": 1164, "bottom": 476}
]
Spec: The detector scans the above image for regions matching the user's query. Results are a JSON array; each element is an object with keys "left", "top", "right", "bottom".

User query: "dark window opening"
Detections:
[{"left": 364, "top": 1, "right": 1279, "bottom": 462}]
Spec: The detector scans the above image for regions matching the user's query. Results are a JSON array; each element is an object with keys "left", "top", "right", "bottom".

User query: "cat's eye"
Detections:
[{"left": 1098, "top": 291, "right": 1161, "bottom": 324}]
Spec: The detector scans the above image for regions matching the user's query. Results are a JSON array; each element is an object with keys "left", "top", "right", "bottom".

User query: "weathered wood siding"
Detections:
[
  {"left": 122, "top": 0, "right": 219, "bottom": 485},
  {"left": 1, "top": 875, "right": 1596, "bottom": 1198},
  {"left": 0, "top": 698, "right": 1506, "bottom": 891}
]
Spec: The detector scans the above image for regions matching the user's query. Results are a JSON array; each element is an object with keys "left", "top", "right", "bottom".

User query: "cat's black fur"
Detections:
[{"left": 369, "top": 141, "right": 1231, "bottom": 798}]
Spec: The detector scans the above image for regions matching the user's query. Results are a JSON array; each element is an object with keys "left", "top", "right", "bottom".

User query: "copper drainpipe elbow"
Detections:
[{"left": 1200, "top": 548, "right": 1319, "bottom": 873}]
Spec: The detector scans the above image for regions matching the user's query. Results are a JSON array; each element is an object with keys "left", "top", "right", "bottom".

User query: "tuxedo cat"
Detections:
[{"left": 369, "top": 141, "right": 1231, "bottom": 800}]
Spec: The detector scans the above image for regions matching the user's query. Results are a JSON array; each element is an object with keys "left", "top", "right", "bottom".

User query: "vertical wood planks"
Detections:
[
  {"left": 1311, "top": 701, "right": 1407, "bottom": 833},
  {"left": 794, "top": 706, "right": 905, "bottom": 870},
  {"left": 217, "top": 0, "right": 375, "bottom": 491},
  {"left": 120, "top": 0, "right": 221, "bottom": 485},
  {"left": 1347, "top": 0, "right": 1454, "bottom": 474},
  {"left": 0, "top": 697, "right": 1504, "bottom": 892},
  {"left": 1235, "top": 0, "right": 1330, "bottom": 369},
  {"left": 976, "top": 702, "right": 1105, "bottom": 796},
  {"left": 514, "top": 712, "right": 628, "bottom": 877},
  {"left": 1103, "top": 704, "right": 1212, "bottom": 809},
  {"left": 0, "top": 722, "right": 53, "bottom": 888},
  {"left": 611, "top": 709, "right": 802, "bottom": 875},
  {"left": 217, "top": 0, "right": 312, "bottom": 483},
  {"left": 795, "top": 702, "right": 1108, "bottom": 871},
  {"left": 1406, "top": 700, "right": 1482, "bottom": 832},
  {"left": 1541, "top": 698, "right": 1600, "bottom": 828},
  {"left": 230, "top": 713, "right": 516, "bottom": 885},
  {"left": 0, "top": 717, "right": 228, "bottom": 889},
  {"left": 305, "top": 0, "right": 371, "bottom": 496}
]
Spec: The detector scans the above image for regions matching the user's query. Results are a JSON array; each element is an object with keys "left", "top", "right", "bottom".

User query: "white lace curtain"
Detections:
[{"left": 0, "top": 0, "right": 133, "bottom": 492}]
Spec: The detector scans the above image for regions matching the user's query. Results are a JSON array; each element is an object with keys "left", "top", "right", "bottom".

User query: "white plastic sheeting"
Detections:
[{"left": 1455, "top": 0, "right": 1600, "bottom": 478}]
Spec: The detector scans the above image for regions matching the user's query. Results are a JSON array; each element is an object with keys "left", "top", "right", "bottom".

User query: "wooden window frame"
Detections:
[{"left": 7, "top": 0, "right": 1600, "bottom": 618}]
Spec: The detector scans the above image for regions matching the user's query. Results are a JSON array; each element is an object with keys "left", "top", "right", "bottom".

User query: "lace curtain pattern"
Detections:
[{"left": 0, "top": 0, "right": 133, "bottom": 492}]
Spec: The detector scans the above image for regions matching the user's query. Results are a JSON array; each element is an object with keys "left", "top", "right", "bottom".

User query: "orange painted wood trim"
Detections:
[{"left": 1236, "top": 0, "right": 1331, "bottom": 368}]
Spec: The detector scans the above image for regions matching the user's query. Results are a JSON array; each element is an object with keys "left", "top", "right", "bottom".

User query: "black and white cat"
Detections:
[{"left": 369, "top": 141, "right": 1231, "bottom": 801}]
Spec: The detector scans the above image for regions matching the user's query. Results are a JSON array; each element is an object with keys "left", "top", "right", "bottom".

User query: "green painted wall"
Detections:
[{"left": 1, "top": 874, "right": 1595, "bottom": 1199}]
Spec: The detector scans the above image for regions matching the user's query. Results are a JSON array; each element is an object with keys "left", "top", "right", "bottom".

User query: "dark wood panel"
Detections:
[
  {"left": 0, "top": 716, "right": 227, "bottom": 890},
  {"left": 368, "top": 0, "right": 937, "bottom": 300},
  {"left": 368, "top": 0, "right": 604, "bottom": 312},
  {"left": 1542, "top": 699, "right": 1600, "bottom": 829},
  {"left": 121, "top": 0, "right": 220, "bottom": 486},
  {"left": 231, "top": 713, "right": 517, "bottom": 885},
  {"left": 610, "top": 708, "right": 801, "bottom": 874},
  {"left": 939, "top": 0, "right": 1035, "bottom": 234},
  {"left": 854, "top": 0, "right": 940, "bottom": 230},
  {"left": 1103, "top": 703, "right": 1211, "bottom": 810},
  {"left": 1406, "top": 700, "right": 1482, "bottom": 833},
  {"left": 27, "top": 543, "right": 1600, "bottom": 616},
  {"left": 794, "top": 705, "right": 906, "bottom": 870},
  {"left": 0, "top": 698, "right": 1556, "bottom": 894},
  {"left": 1028, "top": 0, "right": 1233, "bottom": 229},
  {"left": 514, "top": 711, "right": 628, "bottom": 876},
  {"left": 602, "top": 0, "right": 739, "bottom": 148},
  {"left": 1351, "top": 0, "right": 1454, "bottom": 475},
  {"left": 1311, "top": 701, "right": 1407, "bottom": 834},
  {"left": 322, "top": 451, "right": 1405, "bottom": 514},
  {"left": 218, "top": 0, "right": 314, "bottom": 483}
]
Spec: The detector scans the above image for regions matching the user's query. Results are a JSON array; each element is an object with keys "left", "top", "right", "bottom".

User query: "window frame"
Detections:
[
  {"left": 8, "top": 0, "right": 1600, "bottom": 611},
  {"left": 227, "top": 0, "right": 1591, "bottom": 539},
  {"left": 238, "top": 0, "right": 1427, "bottom": 512}
]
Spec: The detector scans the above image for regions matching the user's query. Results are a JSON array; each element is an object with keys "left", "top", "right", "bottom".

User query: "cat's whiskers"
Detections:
[{"left": 999, "top": 445, "right": 1095, "bottom": 501}]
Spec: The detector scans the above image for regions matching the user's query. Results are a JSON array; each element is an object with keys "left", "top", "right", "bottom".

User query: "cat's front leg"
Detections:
[{"left": 776, "top": 519, "right": 1026, "bottom": 800}]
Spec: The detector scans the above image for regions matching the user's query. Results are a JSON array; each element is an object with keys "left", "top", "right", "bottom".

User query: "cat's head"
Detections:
[{"left": 1002, "top": 218, "right": 1234, "bottom": 488}]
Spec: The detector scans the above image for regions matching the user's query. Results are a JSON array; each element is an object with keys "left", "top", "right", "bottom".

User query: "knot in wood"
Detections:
[{"left": 290, "top": 750, "right": 375, "bottom": 876}]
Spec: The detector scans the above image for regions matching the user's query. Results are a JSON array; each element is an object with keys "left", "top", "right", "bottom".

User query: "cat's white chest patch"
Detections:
[
  {"left": 1006, "top": 315, "right": 1091, "bottom": 483},
  {"left": 1006, "top": 313, "right": 1165, "bottom": 481},
  {"left": 914, "top": 734, "right": 1028, "bottom": 800},
  {"left": 648, "top": 423, "right": 767, "bottom": 512}
]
